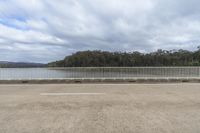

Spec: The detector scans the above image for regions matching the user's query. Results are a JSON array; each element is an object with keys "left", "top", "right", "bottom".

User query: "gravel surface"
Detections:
[{"left": 0, "top": 83, "right": 200, "bottom": 133}]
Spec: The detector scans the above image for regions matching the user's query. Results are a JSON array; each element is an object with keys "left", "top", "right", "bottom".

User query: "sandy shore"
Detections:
[{"left": 0, "top": 83, "right": 200, "bottom": 133}]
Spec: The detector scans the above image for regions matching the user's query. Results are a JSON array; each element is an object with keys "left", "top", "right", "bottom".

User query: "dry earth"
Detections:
[{"left": 0, "top": 83, "right": 200, "bottom": 133}]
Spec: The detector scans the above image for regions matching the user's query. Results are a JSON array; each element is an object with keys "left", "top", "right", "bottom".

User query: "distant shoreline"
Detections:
[{"left": 0, "top": 61, "right": 46, "bottom": 68}]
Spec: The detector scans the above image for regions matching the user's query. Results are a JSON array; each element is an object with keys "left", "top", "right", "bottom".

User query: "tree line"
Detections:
[{"left": 48, "top": 47, "right": 200, "bottom": 67}]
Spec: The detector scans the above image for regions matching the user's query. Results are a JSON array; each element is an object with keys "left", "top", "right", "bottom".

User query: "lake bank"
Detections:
[{"left": 1, "top": 77, "right": 200, "bottom": 84}]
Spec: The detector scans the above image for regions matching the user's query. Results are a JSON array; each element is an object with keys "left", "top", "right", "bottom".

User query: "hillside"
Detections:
[{"left": 48, "top": 48, "right": 200, "bottom": 67}]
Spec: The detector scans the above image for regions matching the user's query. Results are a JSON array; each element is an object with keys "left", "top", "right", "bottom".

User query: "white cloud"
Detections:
[{"left": 0, "top": 0, "right": 200, "bottom": 62}]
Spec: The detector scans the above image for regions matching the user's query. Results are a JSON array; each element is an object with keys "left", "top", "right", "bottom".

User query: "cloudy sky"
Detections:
[{"left": 0, "top": 0, "right": 200, "bottom": 63}]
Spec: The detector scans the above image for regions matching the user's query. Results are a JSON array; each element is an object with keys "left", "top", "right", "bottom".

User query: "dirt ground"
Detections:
[{"left": 0, "top": 83, "right": 200, "bottom": 133}]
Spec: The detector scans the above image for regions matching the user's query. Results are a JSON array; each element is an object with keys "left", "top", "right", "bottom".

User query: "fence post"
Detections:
[{"left": 199, "top": 67, "right": 200, "bottom": 77}]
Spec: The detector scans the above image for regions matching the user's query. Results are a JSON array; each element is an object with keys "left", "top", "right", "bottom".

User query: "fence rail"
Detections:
[{"left": 0, "top": 67, "right": 200, "bottom": 80}]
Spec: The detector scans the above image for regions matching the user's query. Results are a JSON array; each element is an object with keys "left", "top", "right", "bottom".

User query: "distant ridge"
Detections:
[{"left": 0, "top": 61, "right": 46, "bottom": 68}]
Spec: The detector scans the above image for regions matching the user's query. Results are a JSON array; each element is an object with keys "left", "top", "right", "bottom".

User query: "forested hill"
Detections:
[{"left": 48, "top": 48, "right": 200, "bottom": 67}]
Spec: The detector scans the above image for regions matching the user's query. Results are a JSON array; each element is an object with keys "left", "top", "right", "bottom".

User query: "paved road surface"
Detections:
[{"left": 0, "top": 83, "right": 200, "bottom": 133}]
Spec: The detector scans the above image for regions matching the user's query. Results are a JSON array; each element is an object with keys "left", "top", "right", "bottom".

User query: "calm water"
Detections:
[
  {"left": 0, "top": 67, "right": 199, "bottom": 80},
  {"left": 0, "top": 68, "right": 132, "bottom": 79},
  {"left": 0, "top": 68, "right": 70, "bottom": 80}
]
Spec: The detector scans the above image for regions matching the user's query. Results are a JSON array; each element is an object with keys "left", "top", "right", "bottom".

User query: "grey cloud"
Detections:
[{"left": 0, "top": 0, "right": 200, "bottom": 62}]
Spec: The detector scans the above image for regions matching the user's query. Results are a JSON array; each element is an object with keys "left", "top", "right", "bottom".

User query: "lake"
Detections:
[{"left": 0, "top": 67, "right": 199, "bottom": 80}]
